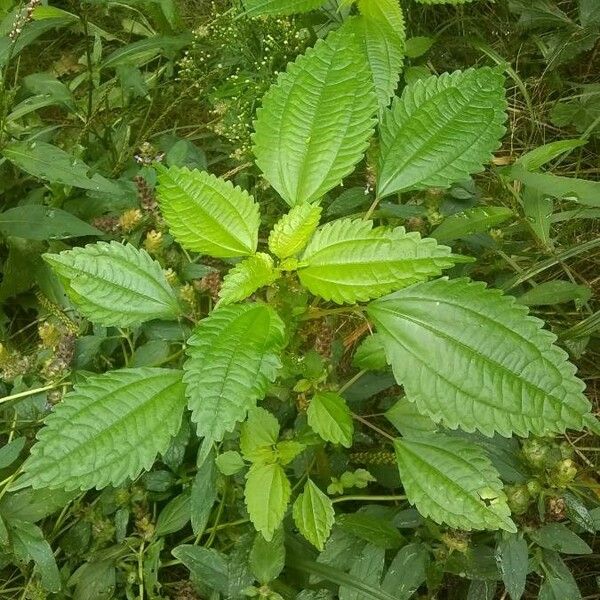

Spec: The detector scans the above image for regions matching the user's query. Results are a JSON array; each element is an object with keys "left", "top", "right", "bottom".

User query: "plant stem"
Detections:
[
  {"left": 0, "top": 383, "right": 62, "bottom": 405},
  {"left": 352, "top": 413, "right": 395, "bottom": 442},
  {"left": 332, "top": 494, "right": 406, "bottom": 504},
  {"left": 338, "top": 370, "right": 366, "bottom": 394}
]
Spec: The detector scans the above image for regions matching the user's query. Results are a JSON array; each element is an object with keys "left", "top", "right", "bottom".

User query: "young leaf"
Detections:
[
  {"left": 292, "top": 479, "right": 335, "bottom": 551},
  {"left": 245, "top": 462, "right": 291, "bottom": 541},
  {"left": 394, "top": 433, "right": 516, "bottom": 532},
  {"left": 495, "top": 534, "right": 529, "bottom": 600},
  {"left": 353, "top": 334, "right": 387, "bottom": 371},
  {"left": 218, "top": 253, "right": 278, "bottom": 306},
  {"left": 19, "top": 368, "right": 186, "bottom": 491},
  {"left": 430, "top": 206, "right": 513, "bottom": 242},
  {"left": 268, "top": 202, "right": 322, "bottom": 260},
  {"left": 156, "top": 166, "right": 260, "bottom": 257},
  {"left": 253, "top": 27, "right": 377, "bottom": 206},
  {"left": 184, "top": 304, "right": 285, "bottom": 442},
  {"left": 378, "top": 68, "right": 507, "bottom": 198},
  {"left": 240, "top": 406, "right": 280, "bottom": 463},
  {"left": 307, "top": 391, "right": 354, "bottom": 448},
  {"left": 298, "top": 219, "right": 455, "bottom": 304},
  {"left": 242, "top": 0, "right": 325, "bottom": 16},
  {"left": 44, "top": 241, "right": 180, "bottom": 327},
  {"left": 368, "top": 278, "right": 591, "bottom": 437},
  {"left": 250, "top": 527, "right": 285, "bottom": 583}
]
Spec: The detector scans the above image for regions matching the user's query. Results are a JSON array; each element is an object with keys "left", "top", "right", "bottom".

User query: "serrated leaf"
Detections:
[
  {"left": 253, "top": 28, "right": 377, "bottom": 206},
  {"left": 298, "top": 219, "right": 455, "bottom": 304},
  {"left": 368, "top": 278, "right": 590, "bottom": 437},
  {"left": 430, "top": 206, "right": 513, "bottom": 242},
  {"left": 344, "top": 0, "right": 405, "bottom": 111},
  {"left": 184, "top": 304, "right": 285, "bottom": 442},
  {"left": 378, "top": 68, "right": 507, "bottom": 197},
  {"left": 20, "top": 368, "right": 186, "bottom": 491},
  {"left": 250, "top": 527, "right": 285, "bottom": 583},
  {"left": 245, "top": 462, "right": 291, "bottom": 541},
  {"left": 307, "top": 391, "right": 354, "bottom": 447},
  {"left": 44, "top": 241, "right": 180, "bottom": 327},
  {"left": 242, "top": 0, "right": 325, "bottom": 16},
  {"left": 394, "top": 433, "right": 516, "bottom": 532},
  {"left": 157, "top": 166, "right": 260, "bottom": 257},
  {"left": 218, "top": 253, "right": 278, "bottom": 305},
  {"left": 293, "top": 479, "right": 335, "bottom": 551},
  {"left": 495, "top": 535, "right": 529, "bottom": 600},
  {"left": 268, "top": 203, "right": 322, "bottom": 259},
  {"left": 240, "top": 406, "right": 280, "bottom": 463}
]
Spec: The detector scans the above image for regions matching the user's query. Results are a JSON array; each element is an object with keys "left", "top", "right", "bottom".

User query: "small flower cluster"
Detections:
[{"left": 8, "top": 0, "right": 40, "bottom": 40}]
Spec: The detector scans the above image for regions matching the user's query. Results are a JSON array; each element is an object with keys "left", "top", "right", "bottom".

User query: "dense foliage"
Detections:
[{"left": 0, "top": 0, "right": 599, "bottom": 599}]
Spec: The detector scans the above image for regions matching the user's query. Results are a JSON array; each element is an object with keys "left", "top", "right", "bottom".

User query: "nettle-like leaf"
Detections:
[
  {"left": 242, "top": 0, "right": 324, "bottom": 16},
  {"left": 345, "top": 0, "right": 406, "bottom": 111},
  {"left": 44, "top": 241, "right": 180, "bottom": 327},
  {"left": 184, "top": 304, "right": 286, "bottom": 442},
  {"left": 307, "top": 391, "right": 354, "bottom": 448},
  {"left": 268, "top": 203, "right": 322, "bottom": 260},
  {"left": 253, "top": 27, "right": 377, "bottom": 206},
  {"left": 20, "top": 368, "right": 186, "bottom": 491},
  {"left": 368, "top": 279, "right": 590, "bottom": 437},
  {"left": 245, "top": 462, "right": 291, "bottom": 541},
  {"left": 394, "top": 433, "right": 516, "bottom": 532},
  {"left": 240, "top": 407, "right": 280, "bottom": 464},
  {"left": 218, "top": 253, "right": 278, "bottom": 306},
  {"left": 378, "top": 68, "right": 507, "bottom": 198},
  {"left": 298, "top": 219, "right": 455, "bottom": 304},
  {"left": 157, "top": 166, "right": 259, "bottom": 258},
  {"left": 293, "top": 479, "right": 335, "bottom": 551}
]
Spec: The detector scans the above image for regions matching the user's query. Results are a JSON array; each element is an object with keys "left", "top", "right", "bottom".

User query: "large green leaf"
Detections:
[
  {"left": 245, "top": 462, "right": 291, "bottom": 541},
  {"left": 368, "top": 278, "right": 590, "bottom": 437},
  {"left": 293, "top": 479, "right": 335, "bottom": 551},
  {"left": 268, "top": 203, "right": 322, "bottom": 260},
  {"left": 378, "top": 68, "right": 507, "bottom": 198},
  {"left": 307, "top": 391, "right": 354, "bottom": 448},
  {"left": 253, "top": 28, "right": 377, "bottom": 206},
  {"left": 242, "top": 0, "right": 325, "bottom": 16},
  {"left": 218, "top": 253, "right": 278, "bottom": 306},
  {"left": 394, "top": 433, "right": 516, "bottom": 532},
  {"left": 183, "top": 304, "right": 285, "bottom": 441},
  {"left": 298, "top": 219, "right": 455, "bottom": 304},
  {"left": 157, "top": 167, "right": 260, "bottom": 257},
  {"left": 19, "top": 368, "right": 186, "bottom": 491},
  {"left": 345, "top": 0, "right": 405, "bottom": 111},
  {"left": 44, "top": 241, "right": 180, "bottom": 327}
]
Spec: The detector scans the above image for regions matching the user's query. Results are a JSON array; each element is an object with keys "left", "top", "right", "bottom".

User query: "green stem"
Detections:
[
  {"left": 0, "top": 383, "right": 63, "bottom": 405},
  {"left": 332, "top": 494, "right": 406, "bottom": 504}
]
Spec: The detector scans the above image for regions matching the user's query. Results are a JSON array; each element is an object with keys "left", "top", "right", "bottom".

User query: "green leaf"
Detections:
[
  {"left": 240, "top": 406, "right": 280, "bottom": 463},
  {"left": 353, "top": 334, "right": 387, "bottom": 371},
  {"left": 218, "top": 253, "right": 278, "bottom": 305},
  {"left": 184, "top": 304, "right": 285, "bottom": 441},
  {"left": 250, "top": 527, "right": 285, "bottom": 583},
  {"left": 522, "top": 187, "right": 553, "bottom": 247},
  {"left": 307, "top": 391, "right": 354, "bottom": 448},
  {"left": 0, "top": 437, "right": 26, "bottom": 469},
  {"left": 242, "top": 0, "right": 325, "bottom": 16},
  {"left": 345, "top": 0, "right": 406, "bottom": 111},
  {"left": 19, "top": 368, "right": 186, "bottom": 491},
  {"left": 44, "top": 241, "right": 180, "bottom": 327},
  {"left": 3, "top": 142, "right": 122, "bottom": 194},
  {"left": 341, "top": 544, "right": 385, "bottom": 600},
  {"left": 268, "top": 202, "right": 322, "bottom": 259},
  {"left": 538, "top": 551, "right": 582, "bottom": 600},
  {"left": 381, "top": 542, "right": 429, "bottom": 599},
  {"left": 430, "top": 206, "right": 513, "bottom": 242},
  {"left": 0, "top": 205, "right": 102, "bottom": 240},
  {"left": 517, "top": 281, "right": 591, "bottom": 307},
  {"left": 337, "top": 513, "right": 403, "bottom": 549},
  {"left": 298, "top": 219, "right": 455, "bottom": 304},
  {"left": 9, "top": 519, "right": 61, "bottom": 592},
  {"left": 191, "top": 452, "right": 217, "bottom": 535},
  {"left": 216, "top": 450, "right": 246, "bottom": 475},
  {"left": 157, "top": 166, "right": 260, "bottom": 257},
  {"left": 245, "top": 462, "right": 291, "bottom": 541},
  {"left": 292, "top": 479, "right": 335, "bottom": 551},
  {"left": 415, "top": 0, "right": 477, "bottom": 4},
  {"left": 172, "top": 545, "right": 229, "bottom": 595},
  {"left": 385, "top": 398, "right": 437, "bottom": 438},
  {"left": 155, "top": 492, "right": 191, "bottom": 536},
  {"left": 394, "top": 433, "right": 516, "bottom": 532},
  {"left": 253, "top": 27, "right": 377, "bottom": 206},
  {"left": 378, "top": 68, "right": 507, "bottom": 197},
  {"left": 516, "top": 138, "right": 586, "bottom": 172},
  {"left": 529, "top": 523, "right": 592, "bottom": 555},
  {"left": 368, "top": 278, "right": 590, "bottom": 437},
  {"left": 102, "top": 34, "right": 192, "bottom": 68},
  {"left": 404, "top": 36, "right": 434, "bottom": 58},
  {"left": 495, "top": 534, "right": 528, "bottom": 600}
]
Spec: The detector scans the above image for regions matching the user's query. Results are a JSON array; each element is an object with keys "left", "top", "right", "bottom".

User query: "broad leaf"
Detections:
[
  {"left": 184, "top": 304, "right": 285, "bottom": 441},
  {"left": 368, "top": 278, "right": 590, "bottom": 437},
  {"left": 240, "top": 406, "right": 280, "bottom": 463},
  {"left": 245, "top": 462, "right": 291, "bottom": 541},
  {"left": 292, "top": 479, "right": 335, "bottom": 551},
  {"left": 394, "top": 433, "right": 516, "bottom": 532},
  {"left": 20, "top": 368, "right": 186, "bottom": 491},
  {"left": 495, "top": 535, "right": 529, "bottom": 600},
  {"left": 172, "top": 545, "right": 229, "bottom": 595},
  {"left": 341, "top": 544, "right": 385, "bottom": 600},
  {"left": 253, "top": 28, "right": 377, "bottom": 206},
  {"left": 382, "top": 543, "right": 429, "bottom": 598},
  {"left": 430, "top": 206, "right": 513, "bottom": 242},
  {"left": 268, "top": 202, "right": 322, "bottom": 260},
  {"left": 157, "top": 166, "right": 260, "bottom": 257},
  {"left": 218, "top": 253, "right": 278, "bottom": 305},
  {"left": 250, "top": 527, "right": 285, "bottom": 583},
  {"left": 298, "top": 219, "right": 455, "bottom": 304},
  {"left": 307, "top": 391, "right": 354, "bottom": 448},
  {"left": 529, "top": 523, "right": 592, "bottom": 555},
  {"left": 242, "top": 0, "right": 325, "bottom": 16},
  {"left": 378, "top": 68, "right": 507, "bottom": 197},
  {"left": 44, "top": 241, "right": 180, "bottom": 327}
]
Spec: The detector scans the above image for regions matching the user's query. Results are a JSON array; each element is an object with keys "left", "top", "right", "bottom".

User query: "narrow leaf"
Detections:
[
  {"left": 430, "top": 206, "right": 513, "bottom": 242},
  {"left": 242, "top": 0, "right": 325, "bottom": 16},
  {"left": 495, "top": 534, "right": 528, "bottom": 600}
]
